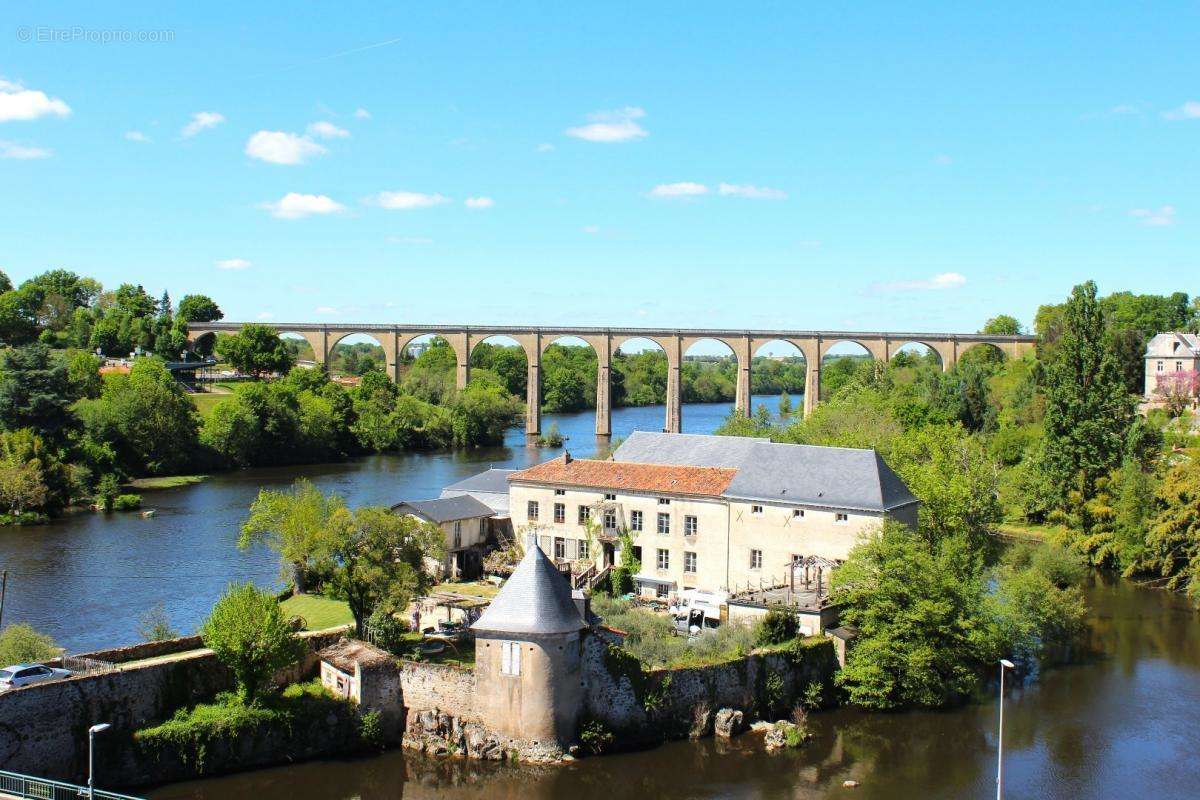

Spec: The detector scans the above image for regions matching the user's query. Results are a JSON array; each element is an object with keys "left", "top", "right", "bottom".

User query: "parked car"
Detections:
[{"left": 0, "top": 663, "right": 72, "bottom": 690}]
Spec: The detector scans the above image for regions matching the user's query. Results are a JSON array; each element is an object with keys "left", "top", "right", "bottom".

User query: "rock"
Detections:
[
  {"left": 713, "top": 708, "right": 745, "bottom": 739},
  {"left": 689, "top": 706, "right": 713, "bottom": 739},
  {"left": 763, "top": 721, "right": 805, "bottom": 751},
  {"left": 843, "top": 780, "right": 859, "bottom": 788}
]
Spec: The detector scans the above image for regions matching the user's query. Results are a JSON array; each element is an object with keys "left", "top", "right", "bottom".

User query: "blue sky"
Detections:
[{"left": 2, "top": 1, "right": 1198, "bottom": 345}]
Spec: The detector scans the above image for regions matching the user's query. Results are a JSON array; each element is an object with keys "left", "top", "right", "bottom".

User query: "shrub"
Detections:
[
  {"left": 200, "top": 583, "right": 305, "bottom": 703},
  {"left": 365, "top": 607, "right": 411, "bottom": 655},
  {"left": 113, "top": 493, "right": 142, "bottom": 511},
  {"left": 359, "top": 710, "right": 385, "bottom": 750},
  {"left": 755, "top": 607, "right": 798, "bottom": 646},
  {"left": 578, "top": 716, "right": 614, "bottom": 755},
  {"left": 137, "top": 603, "right": 180, "bottom": 642},
  {"left": 0, "top": 623, "right": 59, "bottom": 665}
]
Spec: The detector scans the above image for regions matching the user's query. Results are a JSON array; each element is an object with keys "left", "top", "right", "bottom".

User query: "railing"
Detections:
[
  {"left": 0, "top": 769, "right": 144, "bottom": 800},
  {"left": 59, "top": 656, "right": 116, "bottom": 677}
]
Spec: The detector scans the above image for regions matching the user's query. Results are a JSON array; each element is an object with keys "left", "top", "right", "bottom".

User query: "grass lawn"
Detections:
[
  {"left": 431, "top": 580, "right": 500, "bottom": 599},
  {"left": 995, "top": 521, "right": 1069, "bottom": 541},
  {"left": 190, "top": 393, "right": 227, "bottom": 419},
  {"left": 127, "top": 475, "right": 208, "bottom": 490},
  {"left": 281, "top": 593, "right": 354, "bottom": 630}
]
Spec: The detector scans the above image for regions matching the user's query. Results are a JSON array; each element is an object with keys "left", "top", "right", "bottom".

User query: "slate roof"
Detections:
[
  {"left": 471, "top": 540, "right": 587, "bottom": 635},
  {"left": 391, "top": 494, "right": 495, "bottom": 523},
  {"left": 439, "top": 468, "right": 514, "bottom": 516},
  {"left": 509, "top": 454, "right": 737, "bottom": 497},
  {"left": 1144, "top": 332, "right": 1200, "bottom": 358},
  {"left": 612, "top": 431, "right": 918, "bottom": 512}
]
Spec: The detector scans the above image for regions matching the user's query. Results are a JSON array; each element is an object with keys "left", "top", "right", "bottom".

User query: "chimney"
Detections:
[
  {"left": 572, "top": 588, "right": 590, "bottom": 623},
  {"left": 562, "top": 451, "right": 572, "bottom": 464}
]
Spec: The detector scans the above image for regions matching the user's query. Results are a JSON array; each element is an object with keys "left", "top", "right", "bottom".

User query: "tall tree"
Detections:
[
  {"left": 981, "top": 314, "right": 1024, "bottom": 335},
  {"left": 200, "top": 583, "right": 304, "bottom": 703},
  {"left": 0, "top": 345, "right": 76, "bottom": 446},
  {"left": 215, "top": 324, "right": 295, "bottom": 378},
  {"left": 177, "top": 294, "right": 224, "bottom": 323},
  {"left": 1039, "top": 281, "right": 1135, "bottom": 529}
]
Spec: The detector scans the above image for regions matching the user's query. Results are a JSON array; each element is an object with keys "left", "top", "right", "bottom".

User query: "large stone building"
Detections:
[
  {"left": 1144, "top": 332, "right": 1200, "bottom": 402},
  {"left": 507, "top": 431, "right": 918, "bottom": 598}
]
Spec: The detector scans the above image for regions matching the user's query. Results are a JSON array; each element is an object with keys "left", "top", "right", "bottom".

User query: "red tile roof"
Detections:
[{"left": 509, "top": 455, "right": 736, "bottom": 497}]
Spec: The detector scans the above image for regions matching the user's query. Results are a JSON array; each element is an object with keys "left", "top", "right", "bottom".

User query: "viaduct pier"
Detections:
[{"left": 187, "top": 323, "right": 1036, "bottom": 442}]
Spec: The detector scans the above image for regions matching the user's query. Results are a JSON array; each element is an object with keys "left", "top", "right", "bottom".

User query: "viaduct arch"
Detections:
[{"left": 186, "top": 323, "right": 1037, "bottom": 443}]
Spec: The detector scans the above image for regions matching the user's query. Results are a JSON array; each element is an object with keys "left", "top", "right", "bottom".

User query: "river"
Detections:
[
  {"left": 0, "top": 395, "right": 789, "bottom": 652},
  {"left": 147, "top": 576, "right": 1200, "bottom": 800}
]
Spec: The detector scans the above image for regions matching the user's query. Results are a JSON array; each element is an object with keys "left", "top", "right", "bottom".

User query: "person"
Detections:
[{"left": 410, "top": 607, "right": 421, "bottom": 633}]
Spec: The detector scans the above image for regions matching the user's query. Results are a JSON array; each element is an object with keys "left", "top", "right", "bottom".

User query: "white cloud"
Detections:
[
  {"left": 872, "top": 272, "right": 967, "bottom": 292},
  {"left": 354, "top": 108, "right": 371, "bottom": 120},
  {"left": 245, "top": 130, "right": 327, "bottom": 165},
  {"left": 565, "top": 106, "right": 648, "bottom": 143},
  {"left": 582, "top": 225, "right": 600, "bottom": 235},
  {"left": 649, "top": 182, "right": 709, "bottom": 198},
  {"left": 315, "top": 306, "right": 337, "bottom": 314},
  {"left": 718, "top": 183, "right": 787, "bottom": 200},
  {"left": 368, "top": 190, "right": 450, "bottom": 210},
  {"left": 1110, "top": 104, "right": 1140, "bottom": 116},
  {"left": 124, "top": 130, "right": 151, "bottom": 143},
  {"left": 0, "top": 140, "right": 51, "bottom": 159},
  {"left": 1163, "top": 101, "right": 1200, "bottom": 120},
  {"left": 1130, "top": 205, "right": 1177, "bottom": 226},
  {"left": 536, "top": 142, "right": 555, "bottom": 152},
  {"left": 256, "top": 311, "right": 275, "bottom": 320},
  {"left": 306, "top": 120, "right": 349, "bottom": 139},
  {"left": 465, "top": 196, "right": 493, "bottom": 210},
  {"left": 0, "top": 78, "right": 71, "bottom": 122},
  {"left": 933, "top": 154, "right": 954, "bottom": 166},
  {"left": 260, "top": 193, "right": 346, "bottom": 219},
  {"left": 214, "top": 258, "right": 252, "bottom": 270},
  {"left": 181, "top": 111, "right": 225, "bottom": 138}
]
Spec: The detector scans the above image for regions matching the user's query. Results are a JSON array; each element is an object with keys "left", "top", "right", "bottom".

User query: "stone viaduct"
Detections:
[{"left": 187, "top": 323, "right": 1036, "bottom": 442}]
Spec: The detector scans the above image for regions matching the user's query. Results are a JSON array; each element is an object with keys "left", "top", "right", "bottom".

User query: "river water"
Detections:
[
  {"left": 147, "top": 576, "right": 1200, "bottom": 800},
  {"left": 0, "top": 396, "right": 787, "bottom": 652}
]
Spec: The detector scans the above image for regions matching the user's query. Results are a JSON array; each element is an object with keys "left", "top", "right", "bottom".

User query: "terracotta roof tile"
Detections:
[{"left": 509, "top": 455, "right": 736, "bottom": 497}]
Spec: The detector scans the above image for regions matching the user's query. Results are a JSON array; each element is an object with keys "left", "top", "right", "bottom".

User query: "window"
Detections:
[
  {"left": 453, "top": 520, "right": 462, "bottom": 549},
  {"left": 527, "top": 500, "right": 539, "bottom": 520},
  {"left": 656, "top": 583, "right": 670, "bottom": 599},
  {"left": 656, "top": 548, "right": 670, "bottom": 570},
  {"left": 750, "top": 549, "right": 762, "bottom": 570},
  {"left": 793, "top": 509, "right": 804, "bottom": 518},
  {"left": 603, "top": 511, "right": 617, "bottom": 529},
  {"left": 835, "top": 513, "right": 849, "bottom": 523},
  {"left": 1157, "top": 360, "right": 1164, "bottom": 372},
  {"left": 751, "top": 504, "right": 764, "bottom": 515},
  {"left": 658, "top": 497, "right": 671, "bottom": 505},
  {"left": 630, "top": 510, "right": 643, "bottom": 531},
  {"left": 578, "top": 506, "right": 591, "bottom": 524},
  {"left": 657, "top": 512, "right": 671, "bottom": 535},
  {"left": 604, "top": 493, "right": 617, "bottom": 501},
  {"left": 554, "top": 488, "right": 566, "bottom": 496},
  {"left": 684, "top": 515, "right": 698, "bottom": 536},
  {"left": 578, "top": 539, "right": 590, "bottom": 560},
  {"left": 1177, "top": 361, "right": 1184, "bottom": 372},
  {"left": 554, "top": 537, "right": 565, "bottom": 559},
  {"left": 501, "top": 641, "right": 521, "bottom": 676},
  {"left": 554, "top": 503, "right": 565, "bottom": 523},
  {"left": 684, "top": 551, "right": 697, "bottom": 573}
]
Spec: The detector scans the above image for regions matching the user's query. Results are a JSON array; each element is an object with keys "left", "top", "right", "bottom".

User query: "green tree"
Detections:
[
  {"left": 0, "top": 623, "right": 59, "bottom": 665},
  {"left": 137, "top": 603, "right": 181, "bottom": 642},
  {"left": 177, "top": 294, "right": 224, "bottom": 323},
  {"left": 200, "top": 583, "right": 304, "bottom": 703},
  {"left": 0, "top": 345, "right": 76, "bottom": 447},
  {"left": 0, "top": 291, "right": 38, "bottom": 346},
  {"left": 326, "top": 505, "right": 444, "bottom": 636},
  {"left": 215, "top": 324, "right": 295, "bottom": 378},
  {"left": 66, "top": 351, "right": 103, "bottom": 400},
  {"left": 830, "top": 523, "right": 998, "bottom": 710},
  {"left": 890, "top": 424, "right": 1001, "bottom": 550},
  {"left": 981, "top": 314, "right": 1024, "bottom": 335},
  {"left": 1039, "top": 281, "right": 1135, "bottom": 530},
  {"left": 1138, "top": 460, "right": 1200, "bottom": 603},
  {"left": 0, "top": 439, "right": 49, "bottom": 514},
  {"left": 239, "top": 478, "right": 346, "bottom": 589}
]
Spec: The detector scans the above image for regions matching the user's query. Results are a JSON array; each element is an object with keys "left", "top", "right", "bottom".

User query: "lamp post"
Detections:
[
  {"left": 996, "top": 659, "right": 1015, "bottom": 800},
  {"left": 88, "top": 723, "right": 111, "bottom": 800}
]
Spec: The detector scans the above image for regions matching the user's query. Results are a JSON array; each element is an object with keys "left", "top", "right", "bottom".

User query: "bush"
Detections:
[
  {"left": 578, "top": 716, "right": 615, "bottom": 755},
  {"left": 200, "top": 583, "right": 305, "bottom": 702},
  {"left": 0, "top": 623, "right": 59, "bottom": 665},
  {"left": 365, "top": 607, "right": 411, "bottom": 655},
  {"left": 137, "top": 603, "right": 180, "bottom": 642},
  {"left": 755, "top": 607, "right": 798, "bottom": 646},
  {"left": 113, "top": 493, "right": 142, "bottom": 511},
  {"left": 359, "top": 710, "right": 385, "bottom": 750}
]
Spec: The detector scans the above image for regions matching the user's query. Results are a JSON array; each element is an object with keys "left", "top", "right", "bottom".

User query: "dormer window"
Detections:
[{"left": 604, "top": 493, "right": 616, "bottom": 501}]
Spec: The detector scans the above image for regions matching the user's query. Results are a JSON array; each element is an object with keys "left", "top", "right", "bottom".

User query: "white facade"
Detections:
[{"left": 1144, "top": 332, "right": 1200, "bottom": 400}]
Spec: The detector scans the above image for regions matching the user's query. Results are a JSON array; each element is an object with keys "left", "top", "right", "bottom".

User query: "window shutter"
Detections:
[
  {"left": 513, "top": 642, "right": 521, "bottom": 675},
  {"left": 501, "top": 641, "right": 512, "bottom": 674}
]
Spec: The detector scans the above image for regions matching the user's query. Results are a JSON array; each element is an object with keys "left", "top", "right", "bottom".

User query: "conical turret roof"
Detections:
[{"left": 471, "top": 540, "right": 586, "bottom": 635}]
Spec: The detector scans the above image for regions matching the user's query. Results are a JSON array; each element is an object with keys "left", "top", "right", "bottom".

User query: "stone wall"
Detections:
[
  {"left": 398, "top": 661, "right": 478, "bottom": 721},
  {"left": 0, "top": 629, "right": 345, "bottom": 784},
  {"left": 580, "top": 634, "right": 839, "bottom": 745}
]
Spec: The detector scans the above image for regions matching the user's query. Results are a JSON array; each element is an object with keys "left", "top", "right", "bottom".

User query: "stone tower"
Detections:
[{"left": 471, "top": 539, "right": 587, "bottom": 748}]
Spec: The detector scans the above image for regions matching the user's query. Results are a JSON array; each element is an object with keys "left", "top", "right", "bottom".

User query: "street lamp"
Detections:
[
  {"left": 88, "top": 723, "right": 111, "bottom": 800},
  {"left": 996, "top": 659, "right": 1015, "bottom": 800}
]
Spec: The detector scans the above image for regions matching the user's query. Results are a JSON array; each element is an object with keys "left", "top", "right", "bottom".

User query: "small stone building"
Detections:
[
  {"left": 392, "top": 495, "right": 496, "bottom": 580},
  {"left": 317, "top": 639, "right": 403, "bottom": 735},
  {"left": 470, "top": 540, "right": 588, "bottom": 748}
]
